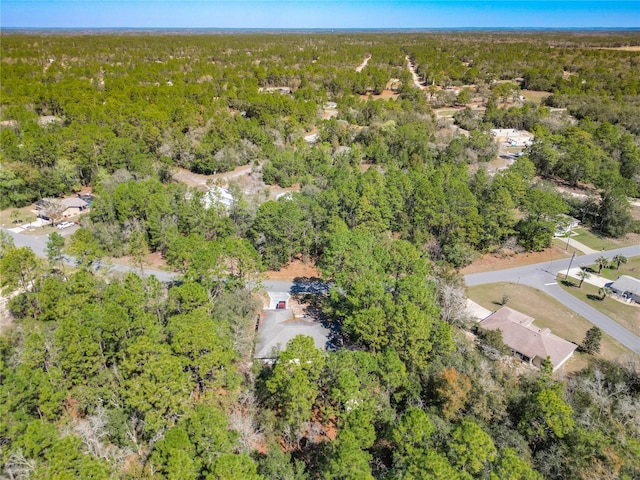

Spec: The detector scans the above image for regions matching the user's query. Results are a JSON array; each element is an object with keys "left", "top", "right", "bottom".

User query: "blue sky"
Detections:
[{"left": 2, "top": 1, "right": 639, "bottom": 29}]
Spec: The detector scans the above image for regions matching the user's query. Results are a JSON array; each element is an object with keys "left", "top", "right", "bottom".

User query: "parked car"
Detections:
[{"left": 56, "top": 221, "right": 74, "bottom": 230}]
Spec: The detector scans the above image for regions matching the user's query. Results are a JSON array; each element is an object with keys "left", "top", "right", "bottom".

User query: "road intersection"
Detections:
[
  {"left": 465, "top": 245, "right": 640, "bottom": 354},
  {"left": 3, "top": 227, "right": 638, "bottom": 353}
]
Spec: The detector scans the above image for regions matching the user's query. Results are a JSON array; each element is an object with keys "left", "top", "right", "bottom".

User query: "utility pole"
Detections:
[{"left": 565, "top": 252, "right": 577, "bottom": 280}]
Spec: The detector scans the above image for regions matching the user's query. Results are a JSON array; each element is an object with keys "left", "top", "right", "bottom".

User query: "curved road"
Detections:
[
  {"left": 3, "top": 227, "right": 639, "bottom": 353},
  {"left": 465, "top": 245, "right": 640, "bottom": 354}
]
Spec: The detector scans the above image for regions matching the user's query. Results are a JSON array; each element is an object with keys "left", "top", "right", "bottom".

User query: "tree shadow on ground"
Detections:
[
  {"left": 290, "top": 287, "right": 342, "bottom": 352},
  {"left": 291, "top": 276, "right": 329, "bottom": 295}
]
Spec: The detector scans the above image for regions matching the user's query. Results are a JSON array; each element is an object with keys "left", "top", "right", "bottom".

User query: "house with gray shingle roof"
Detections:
[{"left": 610, "top": 276, "right": 640, "bottom": 304}]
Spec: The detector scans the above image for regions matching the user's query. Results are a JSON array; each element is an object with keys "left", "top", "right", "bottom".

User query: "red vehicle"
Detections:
[{"left": 276, "top": 301, "right": 286, "bottom": 309}]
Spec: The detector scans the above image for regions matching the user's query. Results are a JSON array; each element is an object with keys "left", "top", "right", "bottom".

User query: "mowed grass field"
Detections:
[
  {"left": 593, "top": 256, "right": 640, "bottom": 281},
  {"left": 560, "top": 276, "right": 640, "bottom": 338},
  {"left": 467, "top": 282, "right": 634, "bottom": 371},
  {"left": 0, "top": 204, "right": 39, "bottom": 228},
  {"left": 520, "top": 90, "right": 551, "bottom": 104},
  {"left": 571, "top": 228, "right": 640, "bottom": 251}
]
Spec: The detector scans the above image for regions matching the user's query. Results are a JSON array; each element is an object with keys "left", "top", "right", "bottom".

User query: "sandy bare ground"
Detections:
[
  {"left": 596, "top": 46, "right": 640, "bottom": 51},
  {"left": 359, "top": 90, "right": 399, "bottom": 101},
  {"left": 322, "top": 109, "right": 339, "bottom": 119},
  {"left": 355, "top": 54, "right": 371, "bottom": 72},
  {"left": 0, "top": 292, "right": 18, "bottom": 334},
  {"left": 173, "top": 164, "right": 253, "bottom": 190},
  {"left": 264, "top": 260, "right": 321, "bottom": 281},
  {"left": 461, "top": 245, "right": 575, "bottom": 275},
  {"left": 432, "top": 105, "right": 485, "bottom": 119}
]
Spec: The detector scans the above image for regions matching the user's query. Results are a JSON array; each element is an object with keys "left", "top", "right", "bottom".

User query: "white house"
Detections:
[
  {"left": 202, "top": 186, "right": 234, "bottom": 209},
  {"left": 304, "top": 132, "right": 320, "bottom": 144},
  {"left": 554, "top": 215, "right": 580, "bottom": 237},
  {"left": 490, "top": 128, "right": 534, "bottom": 147}
]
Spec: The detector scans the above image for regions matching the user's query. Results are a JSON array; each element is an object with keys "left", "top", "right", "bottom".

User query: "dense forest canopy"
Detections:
[{"left": 1, "top": 31, "right": 639, "bottom": 479}]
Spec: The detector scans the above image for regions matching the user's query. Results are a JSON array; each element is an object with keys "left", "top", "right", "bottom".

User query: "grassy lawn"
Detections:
[
  {"left": 595, "top": 256, "right": 640, "bottom": 281},
  {"left": 467, "top": 282, "right": 634, "bottom": 371},
  {"left": 571, "top": 227, "right": 638, "bottom": 251},
  {"left": 560, "top": 276, "right": 640, "bottom": 338},
  {"left": 520, "top": 90, "right": 551, "bottom": 104},
  {"left": 552, "top": 238, "right": 584, "bottom": 256},
  {"left": 0, "top": 205, "right": 39, "bottom": 229}
]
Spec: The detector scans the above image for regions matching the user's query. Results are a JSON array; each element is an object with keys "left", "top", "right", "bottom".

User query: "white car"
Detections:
[{"left": 56, "top": 221, "right": 74, "bottom": 230}]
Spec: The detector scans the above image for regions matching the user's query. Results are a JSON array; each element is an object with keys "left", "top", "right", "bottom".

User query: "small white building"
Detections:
[
  {"left": 554, "top": 215, "right": 580, "bottom": 237},
  {"left": 304, "top": 132, "right": 320, "bottom": 144},
  {"left": 202, "top": 186, "right": 234, "bottom": 209},
  {"left": 490, "top": 128, "right": 534, "bottom": 147}
]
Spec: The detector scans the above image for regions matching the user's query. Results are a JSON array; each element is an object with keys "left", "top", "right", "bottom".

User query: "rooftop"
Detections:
[
  {"left": 611, "top": 276, "right": 640, "bottom": 296},
  {"left": 254, "top": 309, "right": 330, "bottom": 359},
  {"left": 480, "top": 306, "right": 577, "bottom": 370}
]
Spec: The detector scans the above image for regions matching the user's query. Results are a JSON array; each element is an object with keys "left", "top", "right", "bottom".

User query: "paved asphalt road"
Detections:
[
  {"left": 1, "top": 227, "right": 323, "bottom": 290},
  {"left": 3, "top": 227, "right": 638, "bottom": 353},
  {"left": 465, "top": 244, "right": 640, "bottom": 355}
]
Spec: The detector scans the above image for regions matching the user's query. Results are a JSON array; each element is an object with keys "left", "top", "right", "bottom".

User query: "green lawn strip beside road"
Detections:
[
  {"left": 467, "top": 282, "right": 633, "bottom": 368},
  {"left": 552, "top": 238, "right": 584, "bottom": 256},
  {"left": 571, "top": 228, "right": 638, "bottom": 251},
  {"left": 592, "top": 256, "right": 640, "bottom": 281},
  {"left": 560, "top": 276, "right": 640, "bottom": 338}
]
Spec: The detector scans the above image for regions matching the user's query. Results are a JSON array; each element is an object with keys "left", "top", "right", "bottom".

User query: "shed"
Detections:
[{"left": 480, "top": 307, "right": 577, "bottom": 371}]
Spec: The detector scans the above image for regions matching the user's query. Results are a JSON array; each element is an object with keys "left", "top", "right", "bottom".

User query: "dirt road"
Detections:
[
  {"left": 355, "top": 54, "right": 371, "bottom": 72},
  {"left": 406, "top": 55, "right": 426, "bottom": 90},
  {"left": 172, "top": 164, "right": 253, "bottom": 189}
]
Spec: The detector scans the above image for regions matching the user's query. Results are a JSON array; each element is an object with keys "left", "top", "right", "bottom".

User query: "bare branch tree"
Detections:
[{"left": 4, "top": 449, "right": 36, "bottom": 480}]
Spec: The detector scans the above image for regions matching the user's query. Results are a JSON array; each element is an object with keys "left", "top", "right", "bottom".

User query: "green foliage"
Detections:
[
  {"left": 46, "top": 232, "right": 65, "bottom": 267},
  {"left": 321, "top": 230, "right": 449, "bottom": 370},
  {"left": 580, "top": 326, "right": 603, "bottom": 355},
  {"left": 251, "top": 199, "right": 308, "bottom": 270},
  {"left": 65, "top": 228, "right": 103, "bottom": 271},
  {"left": 1, "top": 32, "right": 639, "bottom": 480},
  {"left": 0, "top": 245, "right": 39, "bottom": 293},
  {"left": 257, "top": 443, "right": 308, "bottom": 480},
  {"left": 324, "top": 429, "right": 374, "bottom": 480},
  {"left": 266, "top": 335, "right": 326, "bottom": 430},
  {"left": 450, "top": 420, "right": 497, "bottom": 474},
  {"left": 517, "top": 218, "right": 554, "bottom": 252},
  {"left": 490, "top": 448, "right": 543, "bottom": 480},
  {"left": 596, "top": 189, "right": 634, "bottom": 237}
]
